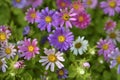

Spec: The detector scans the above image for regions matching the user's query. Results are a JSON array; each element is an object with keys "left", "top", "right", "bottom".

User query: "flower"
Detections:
[
  {"left": 0, "top": 26, "right": 11, "bottom": 44},
  {"left": 109, "top": 48, "right": 120, "bottom": 74},
  {"left": 100, "top": 0, "right": 120, "bottom": 16},
  {"left": 104, "top": 20, "right": 116, "bottom": 31},
  {"left": 82, "top": 0, "right": 98, "bottom": 9},
  {"left": 97, "top": 39, "right": 115, "bottom": 60},
  {"left": 0, "top": 58, "right": 8, "bottom": 72},
  {"left": 27, "top": 0, "right": 43, "bottom": 8},
  {"left": 37, "top": 7, "right": 59, "bottom": 32},
  {"left": 70, "top": 36, "right": 88, "bottom": 55},
  {"left": 56, "top": 67, "right": 68, "bottom": 79},
  {"left": 1, "top": 43, "right": 16, "bottom": 59},
  {"left": 106, "top": 30, "right": 120, "bottom": 44},
  {"left": 23, "top": 26, "right": 30, "bottom": 36},
  {"left": 39, "top": 48, "right": 65, "bottom": 72},
  {"left": 18, "top": 38, "right": 39, "bottom": 60},
  {"left": 83, "top": 62, "right": 90, "bottom": 68},
  {"left": 70, "top": 0, "right": 85, "bottom": 12},
  {"left": 48, "top": 27, "right": 74, "bottom": 51},
  {"left": 25, "top": 8, "right": 40, "bottom": 24},
  {"left": 14, "top": 60, "right": 25, "bottom": 69},
  {"left": 12, "top": 0, "right": 26, "bottom": 8},
  {"left": 58, "top": 8, "right": 77, "bottom": 28},
  {"left": 56, "top": 0, "right": 71, "bottom": 9},
  {"left": 73, "top": 12, "right": 91, "bottom": 29}
]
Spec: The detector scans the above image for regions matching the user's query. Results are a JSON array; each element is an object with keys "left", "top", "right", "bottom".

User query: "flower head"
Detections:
[
  {"left": 14, "top": 60, "right": 25, "bottom": 69},
  {"left": 37, "top": 7, "right": 59, "bottom": 32},
  {"left": 12, "top": 0, "right": 26, "bottom": 8},
  {"left": 27, "top": 0, "right": 43, "bottom": 8},
  {"left": 73, "top": 12, "right": 91, "bottom": 29},
  {"left": 39, "top": 48, "right": 65, "bottom": 72},
  {"left": 23, "top": 26, "right": 30, "bottom": 36},
  {"left": 25, "top": 8, "right": 40, "bottom": 24},
  {"left": 100, "top": 0, "right": 120, "bottom": 16},
  {"left": 104, "top": 20, "right": 116, "bottom": 31},
  {"left": 48, "top": 27, "right": 74, "bottom": 51},
  {"left": 0, "top": 58, "right": 8, "bottom": 72},
  {"left": 18, "top": 38, "right": 39, "bottom": 60},
  {"left": 97, "top": 39, "right": 115, "bottom": 60},
  {"left": 58, "top": 8, "right": 77, "bottom": 28},
  {"left": 70, "top": 36, "right": 88, "bottom": 55},
  {"left": 56, "top": 67, "right": 68, "bottom": 79}
]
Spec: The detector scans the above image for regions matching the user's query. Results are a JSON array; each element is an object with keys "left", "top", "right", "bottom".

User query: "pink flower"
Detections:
[{"left": 104, "top": 20, "right": 116, "bottom": 31}]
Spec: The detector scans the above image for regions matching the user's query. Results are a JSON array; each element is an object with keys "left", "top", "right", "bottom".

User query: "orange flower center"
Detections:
[
  {"left": 62, "top": 13, "right": 70, "bottom": 21},
  {"left": 5, "top": 48, "right": 11, "bottom": 54},
  {"left": 61, "top": 2, "right": 66, "bottom": 7},
  {"left": 48, "top": 54, "right": 57, "bottom": 62},
  {"left": 102, "top": 44, "right": 109, "bottom": 50},
  {"left": 73, "top": 4, "right": 79, "bottom": 10},
  {"left": 58, "top": 70, "right": 64, "bottom": 76},
  {"left": 58, "top": 35, "right": 65, "bottom": 43},
  {"left": 78, "top": 16, "right": 84, "bottom": 22},
  {"left": 16, "top": 0, "right": 21, "bottom": 2},
  {"left": 75, "top": 42, "right": 82, "bottom": 49},
  {"left": 30, "top": 12, "right": 36, "bottom": 19},
  {"left": 0, "top": 32, "right": 7, "bottom": 42},
  {"left": 45, "top": 16, "right": 52, "bottom": 23},
  {"left": 109, "top": 1, "right": 116, "bottom": 8},
  {"left": 109, "top": 32, "right": 116, "bottom": 39},
  {"left": 87, "top": 0, "right": 92, "bottom": 5},
  {"left": 28, "top": 45, "right": 34, "bottom": 52}
]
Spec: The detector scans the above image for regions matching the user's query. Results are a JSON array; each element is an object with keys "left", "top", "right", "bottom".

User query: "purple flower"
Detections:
[
  {"left": 48, "top": 27, "right": 74, "bottom": 51},
  {"left": 14, "top": 60, "right": 25, "bottom": 69},
  {"left": 109, "top": 48, "right": 120, "bottom": 74},
  {"left": 25, "top": 8, "right": 40, "bottom": 24},
  {"left": 97, "top": 39, "right": 115, "bottom": 60},
  {"left": 100, "top": 0, "right": 120, "bottom": 16},
  {"left": 23, "top": 26, "right": 30, "bottom": 36},
  {"left": 18, "top": 38, "right": 40, "bottom": 60},
  {"left": 104, "top": 20, "right": 116, "bottom": 31},
  {"left": 58, "top": 8, "right": 77, "bottom": 28},
  {"left": 37, "top": 7, "right": 59, "bottom": 32},
  {"left": 73, "top": 11, "right": 91, "bottom": 29},
  {"left": 12, "top": 0, "right": 26, "bottom": 8},
  {"left": 27, "top": 0, "right": 43, "bottom": 8},
  {"left": 56, "top": 0, "right": 71, "bottom": 9},
  {"left": 56, "top": 67, "right": 68, "bottom": 79},
  {"left": 82, "top": 0, "right": 98, "bottom": 9}
]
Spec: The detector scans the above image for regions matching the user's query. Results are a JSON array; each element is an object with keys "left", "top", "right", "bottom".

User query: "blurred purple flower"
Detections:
[
  {"left": 12, "top": 0, "right": 26, "bottom": 8},
  {"left": 23, "top": 26, "right": 30, "bottom": 36},
  {"left": 27, "top": 0, "right": 43, "bottom": 8},
  {"left": 104, "top": 20, "right": 116, "bottom": 31},
  {"left": 14, "top": 60, "right": 25, "bottom": 69}
]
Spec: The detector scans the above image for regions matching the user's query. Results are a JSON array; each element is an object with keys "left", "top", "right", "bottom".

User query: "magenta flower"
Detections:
[
  {"left": 58, "top": 8, "right": 77, "bottom": 28},
  {"left": 25, "top": 8, "right": 40, "bottom": 24},
  {"left": 97, "top": 39, "right": 115, "bottom": 60},
  {"left": 104, "top": 20, "right": 116, "bottom": 31},
  {"left": 73, "top": 12, "right": 91, "bottom": 29},
  {"left": 18, "top": 38, "right": 39, "bottom": 60},
  {"left": 100, "top": 0, "right": 120, "bottom": 16}
]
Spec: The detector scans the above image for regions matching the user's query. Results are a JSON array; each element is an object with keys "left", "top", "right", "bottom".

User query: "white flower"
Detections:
[
  {"left": 1, "top": 43, "right": 17, "bottom": 59},
  {"left": 106, "top": 30, "right": 120, "bottom": 44},
  {"left": 70, "top": 36, "right": 88, "bottom": 55},
  {"left": 39, "top": 48, "right": 65, "bottom": 72},
  {"left": 0, "top": 58, "right": 8, "bottom": 72}
]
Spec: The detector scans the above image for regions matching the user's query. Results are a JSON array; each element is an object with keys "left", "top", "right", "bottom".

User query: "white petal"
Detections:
[
  {"left": 50, "top": 63, "right": 55, "bottom": 72},
  {"left": 45, "top": 62, "right": 51, "bottom": 70}
]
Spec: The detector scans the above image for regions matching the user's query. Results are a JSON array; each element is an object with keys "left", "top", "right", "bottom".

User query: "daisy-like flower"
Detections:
[
  {"left": 23, "top": 26, "right": 30, "bottom": 36},
  {"left": 73, "top": 12, "right": 91, "bottom": 29},
  {"left": 12, "top": 0, "right": 26, "bottom": 8},
  {"left": 48, "top": 27, "right": 74, "bottom": 51},
  {"left": 82, "top": 0, "right": 98, "bottom": 9},
  {"left": 104, "top": 20, "right": 116, "bottom": 31},
  {"left": 56, "top": 0, "right": 71, "bottom": 9},
  {"left": 14, "top": 60, "right": 25, "bottom": 69},
  {"left": 100, "top": 0, "right": 120, "bottom": 16},
  {"left": 109, "top": 48, "right": 120, "bottom": 74},
  {"left": 27, "top": 0, "right": 43, "bottom": 8},
  {"left": 58, "top": 8, "right": 77, "bottom": 28},
  {"left": 70, "top": 36, "right": 88, "bottom": 55},
  {"left": 56, "top": 67, "right": 68, "bottom": 79},
  {"left": 25, "top": 8, "right": 40, "bottom": 24},
  {"left": 18, "top": 38, "right": 39, "bottom": 60},
  {"left": 37, "top": 7, "right": 59, "bottom": 32},
  {"left": 1, "top": 43, "right": 17, "bottom": 59},
  {"left": 0, "top": 58, "right": 8, "bottom": 72},
  {"left": 106, "top": 30, "right": 120, "bottom": 44},
  {"left": 97, "top": 39, "right": 115, "bottom": 60},
  {"left": 39, "top": 48, "right": 65, "bottom": 72},
  {"left": 0, "top": 26, "right": 11, "bottom": 44},
  {"left": 70, "top": 0, "right": 85, "bottom": 12}
]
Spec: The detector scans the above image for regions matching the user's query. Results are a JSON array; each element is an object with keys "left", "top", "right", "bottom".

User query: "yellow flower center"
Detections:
[
  {"left": 75, "top": 42, "right": 82, "bottom": 49},
  {"left": 0, "top": 32, "right": 6, "bottom": 42},
  {"left": 0, "top": 61, "right": 3, "bottom": 66},
  {"left": 45, "top": 16, "right": 52, "bottom": 23},
  {"left": 5, "top": 48, "right": 11, "bottom": 54},
  {"left": 30, "top": 12, "right": 36, "bottom": 19},
  {"left": 109, "top": 32, "right": 116, "bottom": 39},
  {"left": 73, "top": 4, "right": 79, "bottom": 10},
  {"left": 16, "top": 0, "right": 21, "bottom": 2},
  {"left": 109, "top": 1, "right": 116, "bottom": 8},
  {"left": 102, "top": 44, "right": 109, "bottom": 50},
  {"left": 78, "top": 16, "right": 84, "bottom": 22},
  {"left": 62, "top": 13, "right": 70, "bottom": 21},
  {"left": 116, "top": 56, "right": 120, "bottom": 64},
  {"left": 28, "top": 45, "right": 34, "bottom": 52},
  {"left": 58, "top": 70, "right": 64, "bottom": 76},
  {"left": 87, "top": 0, "right": 92, "bottom": 5},
  {"left": 58, "top": 35, "right": 65, "bottom": 43},
  {"left": 61, "top": 2, "right": 66, "bottom": 7},
  {"left": 48, "top": 54, "right": 57, "bottom": 62}
]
